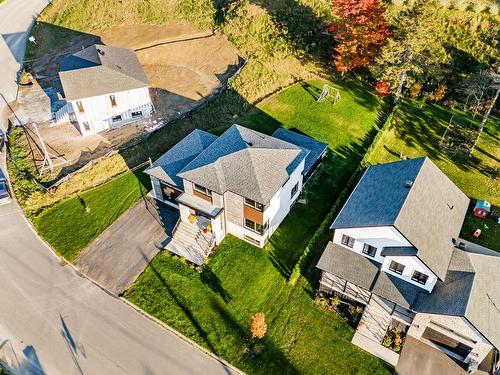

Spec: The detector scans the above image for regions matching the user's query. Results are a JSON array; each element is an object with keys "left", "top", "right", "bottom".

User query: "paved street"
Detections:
[
  {"left": 0, "top": 1, "right": 238, "bottom": 374},
  {"left": 76, "top": 197, "right": 179, "bottom": 295}
]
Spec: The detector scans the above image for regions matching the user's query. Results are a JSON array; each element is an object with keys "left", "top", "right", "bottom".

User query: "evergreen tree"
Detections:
[{"left": 370, "top": 0, "right": 450, "bottom": 99}]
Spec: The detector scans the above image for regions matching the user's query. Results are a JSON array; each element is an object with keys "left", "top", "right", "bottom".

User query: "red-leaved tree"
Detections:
[{"left": 330, "top": 0, "right": 389, "bottom": 74}]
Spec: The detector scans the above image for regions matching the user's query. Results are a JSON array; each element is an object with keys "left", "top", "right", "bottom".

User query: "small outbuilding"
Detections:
[{"left": 473, "top": 200, "right": 491, "bottom": 218}]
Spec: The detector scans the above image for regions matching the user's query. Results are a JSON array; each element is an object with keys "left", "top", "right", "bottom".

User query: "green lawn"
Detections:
[
  {"left": 460, "top": 206, "right": 500, "bottom": 252},
  {"left": 365, "top": 100, "right": 500, "bottom": 206},
  {"left": 126, "top": 238, "right": 392, "bottom": 375},
  {"left": 33, "top": 170, "right": 151, "bottom": 261},
  {"left": 33, "top": 79, "right": 390, "bottom": 373},
  {"left": 126, "top": 80, "right": 390, "bottom": 374}
]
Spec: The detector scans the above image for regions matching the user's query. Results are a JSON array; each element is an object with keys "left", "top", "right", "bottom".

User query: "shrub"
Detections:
[
  {"left": 410, "top": 82, "right": 423, "bottom": 98},
  {"left": 250, "top": 312, "right": 267, "bottom": 340},
  {"left": 428, "top": 83, "right": 447, "bottom": 102}
]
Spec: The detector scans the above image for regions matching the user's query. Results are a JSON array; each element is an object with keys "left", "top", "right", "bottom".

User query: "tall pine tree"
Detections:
[
  {"left": 370, "top": 0, "right": 450, "bottom": 99},
  {"left": 330, "top": 0, "right": 389, "bottom": 74}
]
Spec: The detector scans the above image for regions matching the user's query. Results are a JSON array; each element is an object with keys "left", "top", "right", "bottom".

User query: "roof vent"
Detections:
[
  {"left": 246, "top": 141, "right": 253, "bottom": 147},
  {"left": 405, "top": 180, "right": 413, "bottom": 188},
  {"left": 97, "top": 48, "right": 105, "bottom": 56}
]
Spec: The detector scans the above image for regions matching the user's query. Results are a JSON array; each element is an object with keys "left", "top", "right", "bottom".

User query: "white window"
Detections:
[
  {"left": 112, "top": 115, "right": 122, "bottom": 122},
  {"left": 362, "top": 243, "right": 377, "bottom": 257},
  {"left": 131, "top": 110, "right": 143, "bottom": 118}
]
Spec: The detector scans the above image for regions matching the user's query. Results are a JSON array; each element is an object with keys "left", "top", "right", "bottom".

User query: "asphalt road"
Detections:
[{"left": 0, "top": 1, "right": 238, "bottom": 374}]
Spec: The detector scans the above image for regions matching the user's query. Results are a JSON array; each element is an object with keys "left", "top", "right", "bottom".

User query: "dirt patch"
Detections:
[{"left": 13, "top": 21, "right": 242, "bottom": 181}]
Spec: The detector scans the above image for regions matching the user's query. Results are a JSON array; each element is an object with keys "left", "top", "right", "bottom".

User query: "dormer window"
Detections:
[
  {"left": 362, "top": 244, "right": 377, "bottom": 257},
  {"left": 389, "top": 260, "right": 405, "bottom": 275},
  {"left": 411, "top": 270, "right": 429, "bottom": 285},
  {"left": 341, "top": 234, "right": 355, "bottom": 248}
]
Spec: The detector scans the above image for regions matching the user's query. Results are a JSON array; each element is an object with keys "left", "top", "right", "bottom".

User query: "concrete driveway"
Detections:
[{"left": 76, "top": 196, "right": 179, "bottom": 295}]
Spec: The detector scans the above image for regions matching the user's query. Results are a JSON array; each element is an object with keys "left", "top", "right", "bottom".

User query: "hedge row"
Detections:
[{"left": 287, "top": 100, "right": 398, "bottom": 286}]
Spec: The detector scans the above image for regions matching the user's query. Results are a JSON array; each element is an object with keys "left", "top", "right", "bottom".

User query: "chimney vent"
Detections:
[{"left": 405, "top": 180, "right": 413, "bottom": 188}]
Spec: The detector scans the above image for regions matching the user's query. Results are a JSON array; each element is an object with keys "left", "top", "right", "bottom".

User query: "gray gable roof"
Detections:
[
  {"left": 144, "top": 129, "right": 217, "bottom": 189},
  {"left": 331, "top": 157, "right": 469, "bottom": 280},
  {"left": 317, "top": 242, "right": 380, "bottom": 290},
  {"left": 178, "top": 125, "right": 305, "bottom": 203},
  {"left": 414, "top": 246, "right": 500, "bottom": 349},
  {"left": 59, "top": 44, "right": 150, "bottom": 100},
  {"left": 272, "top": 128, "right": 327, "bottom": 177}
]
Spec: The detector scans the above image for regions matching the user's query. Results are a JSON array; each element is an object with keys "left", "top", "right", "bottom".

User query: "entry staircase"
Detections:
[
  {"left": 165, "top": 221, "right": 215, "bottom": 266},
  {"left": 357, "top": 296, "right": 393, "bottom": 343}
]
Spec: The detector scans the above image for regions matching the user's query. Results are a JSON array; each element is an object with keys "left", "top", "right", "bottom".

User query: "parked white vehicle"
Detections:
[{"left": 0, "top": 169, "right": 11, "bottom": 205}]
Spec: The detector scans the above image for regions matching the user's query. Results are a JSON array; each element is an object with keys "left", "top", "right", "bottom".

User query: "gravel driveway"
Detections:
[{"left": 75, "top": 195, "right": 179, "bottom": 295}]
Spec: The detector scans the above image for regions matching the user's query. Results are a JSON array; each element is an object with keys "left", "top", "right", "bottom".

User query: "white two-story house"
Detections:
[
  {"left": 145, "top": 124, "right": 327, "bottom": 265},
  {"left": 56, "top": 44, "right": 154, "bottom": 135},
  {"left": 317, "top": 157, "right": 500, "bottom": 375}
]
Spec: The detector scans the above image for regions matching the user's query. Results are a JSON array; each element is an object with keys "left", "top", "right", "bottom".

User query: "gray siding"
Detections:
[{"left": 225, "top": 191, "right": 244, "bottom": 226}]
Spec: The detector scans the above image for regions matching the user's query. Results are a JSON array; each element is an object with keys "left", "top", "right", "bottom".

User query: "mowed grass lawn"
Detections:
[
  {"left": 127, "top": 80, "right": 391, "bottom": 374},
  {"left": 365, "top": 100, "right": 499, "bottom": 251},
  {"left": 33, "top": 170, "right": 151, "bottom": 261},
  {"left": 366, "top": 100, "right": 500, "bottom": 205}
]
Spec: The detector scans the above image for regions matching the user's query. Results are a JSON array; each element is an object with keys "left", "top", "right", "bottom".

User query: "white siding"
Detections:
[
  {"left": 265, "top": 158, "right": 305, "bottom": 235},
  {"left": 381, "top": 255, "right": 437, "bottom": 292},
  {"left": 332, "top": 226, "right": 437, "bottom": 292},
  {"left": 69, "top": 87, "right": 153, "bottom": 135}
]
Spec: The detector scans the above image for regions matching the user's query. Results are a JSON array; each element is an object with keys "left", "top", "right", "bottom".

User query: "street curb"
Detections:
[{"left": 13, "top": 194, "right": 244, "bottom": 374}]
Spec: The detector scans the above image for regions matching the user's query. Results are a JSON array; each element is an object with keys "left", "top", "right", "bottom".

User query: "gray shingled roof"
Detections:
[
  {"left": 144, "top": 129, "right": 217, "bottom": 189},
  {"left": 331, "top": 157, "right": 469, "bottom": 280},
  {"left": 414, "top": 246, "right": 500, "bottom": 349},
  {"left": 59, "top": 44, "right": 150, "bottom": 100},
  {"left": 317, "top": 242, "right": 379, "bottom": 290},
  {"left": 272, "top": 128, "right": 327, "bottom": 177},
  {"left": 178, "top": 125, "right": 306, "bottom": 204},
  {"left": 317, "top": 242, "right": 500, "bottom": 348}
]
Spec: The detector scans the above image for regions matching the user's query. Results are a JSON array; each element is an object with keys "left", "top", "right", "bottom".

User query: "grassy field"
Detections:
[
  {"left": 33, "top": 170, "right": 151, "bottom": 261},
  {"left": 126, "top": 80, "right": 388, "bottom": 374},
  {"left": 32, "top": 79, "right": 380, "bottom": 264},
  {"left": 365, "top": 100, "right": 500, "bottom": 206},
  {"left": 126, "top": 238, "right": 392, "bottom": 375},
  {"left": 460, "top": 207, "right": 500, "bottom": 251}
]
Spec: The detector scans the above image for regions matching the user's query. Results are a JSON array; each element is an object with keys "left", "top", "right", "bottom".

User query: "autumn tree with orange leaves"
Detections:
[{"left": 330, "top": 0, "right": 389, "bottom": 74}]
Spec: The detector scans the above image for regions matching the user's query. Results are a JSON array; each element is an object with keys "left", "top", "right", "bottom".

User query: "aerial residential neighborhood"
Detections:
[{"left": 0, "top": 0, "right": 498, "bottom": 375}]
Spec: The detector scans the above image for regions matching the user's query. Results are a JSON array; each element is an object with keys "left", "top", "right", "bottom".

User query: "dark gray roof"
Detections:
[
  {"left": 272, "top": 128, "right": 327, "bottom": 177},
  {"left": 145, "top": 129, "right": 217, "bottom": 189},
  {"left": 381, "top": 246, "right": 418, "bottom": 257},
  {"left": 318, "top": 242, "right": 423, "bottom": 308},
  {"left": 331, "top": 157, "right": 426, "bottom": 229},
  {"left": 372, "top": 271, "right": 424, "bottom": 309},
  {"left": 178, "top": 125, "right": 306, "bottom": 204},
  {"left": 317, "top": 242, "right": 380, "bottom": 290},
  {"left": 59, "top": 44, "right": 150, "bottom": 100},
  {"left": 331, "top": 157, "right": 469, "bottom": 280},
  {"left": 412, "top": 246, "right": 500, "bottom": 349}
]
